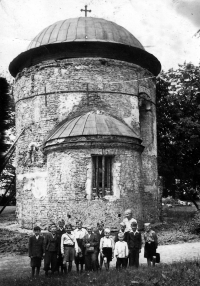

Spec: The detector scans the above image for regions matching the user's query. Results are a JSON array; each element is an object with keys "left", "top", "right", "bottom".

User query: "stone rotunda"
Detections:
[{"left": 9, "top": 16, "right": 161, "bottom": 229}]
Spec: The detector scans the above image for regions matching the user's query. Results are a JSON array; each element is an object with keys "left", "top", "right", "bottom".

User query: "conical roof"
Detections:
[{"left": 46, "top": 111, "right": 139, "bottom": 143}]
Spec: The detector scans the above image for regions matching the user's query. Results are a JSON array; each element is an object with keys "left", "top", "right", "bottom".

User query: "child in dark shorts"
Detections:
[
  {"left": 56, "top": 220, "right": 66, "bottom": 274},
  {"left": 61, "top": 223, "right": 78, "bottom": 274},
  {"left": 28, "top": 226, "right": 44, "bottom": 277},
  {"left": 100, "top": 228, "right": 114, "bottom": 271},
  {"left": 144, "top": 223, "right": 158, "bottom": 267}
]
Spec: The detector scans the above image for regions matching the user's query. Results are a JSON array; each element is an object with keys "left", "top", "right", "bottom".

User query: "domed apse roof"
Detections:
[
  {"left": 27, "top": 17, "right": 144, "bottom": 50},
  {"left": 9, "top": 17, "right": 161, "bottom": 77},
  {"left": 46, "top": 111, "right": 139, "bottom": 144}
]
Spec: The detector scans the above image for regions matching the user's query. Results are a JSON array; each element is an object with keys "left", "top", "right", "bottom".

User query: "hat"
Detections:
[
  {"left": 144, "top": 223, "right": 151, "bottom": 227},
  {"left": 118, "top": 232, "right": 124, "bottom": 238}
]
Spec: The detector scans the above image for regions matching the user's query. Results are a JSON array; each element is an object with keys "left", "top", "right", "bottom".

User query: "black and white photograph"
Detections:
[{"left": 0, "top": 0, "right": 200, "bottom": 285}]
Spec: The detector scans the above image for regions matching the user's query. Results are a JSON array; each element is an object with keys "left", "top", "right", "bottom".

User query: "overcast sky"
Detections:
[{"left": 0, "top": 0, "right": 200, "bottom": 79}]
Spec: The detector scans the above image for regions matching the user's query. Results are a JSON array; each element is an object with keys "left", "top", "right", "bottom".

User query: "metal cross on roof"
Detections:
[{"left": 81, "top": 5, "right": 91, "bottom": 17}]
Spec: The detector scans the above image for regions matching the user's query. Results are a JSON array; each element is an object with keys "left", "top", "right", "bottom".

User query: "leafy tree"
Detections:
[
  {"left": 157, "top": 63, "right": 200, "bottom": 209},
  {"left": 0, "top": 77, "right": 15, "bottom": 206},
  {"left": 0, "top": 77, "right": 15, "bottom": 161}
]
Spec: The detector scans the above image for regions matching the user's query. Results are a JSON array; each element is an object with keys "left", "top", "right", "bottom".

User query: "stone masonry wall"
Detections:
[
  {"left": 44, "top": 148, "right": 143, "bottom": 229},
  {"left": 13, "top": 57, "right": 159, "bottom": 229}
]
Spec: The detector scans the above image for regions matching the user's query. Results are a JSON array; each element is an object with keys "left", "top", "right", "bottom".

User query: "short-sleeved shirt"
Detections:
[
  {"left": 73, "top": 228, "right": 88, "bottom": 239},
  {"left": 123, "top": 217, "right": 137, "bottom": 233}
]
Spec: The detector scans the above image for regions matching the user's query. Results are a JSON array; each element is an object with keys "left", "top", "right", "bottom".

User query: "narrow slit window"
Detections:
[{"left": 92, "top": 155, "right": 113, "bottom": 198}]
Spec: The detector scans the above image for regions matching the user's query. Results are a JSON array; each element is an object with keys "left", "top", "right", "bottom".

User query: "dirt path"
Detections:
[{"left": 1, "top": 242, "right": 200, "bottom": 280}]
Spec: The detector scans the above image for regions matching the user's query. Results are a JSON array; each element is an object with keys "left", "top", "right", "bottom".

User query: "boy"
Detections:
[
  {"left": 73, "top": 220, "right": 88, "bottom": 273},
  {"left": 114, "top": 222, "right": 128, "bottom": 243},
  {"left": 56, "top": 220, "right": 66, "bottom": 274},
  {"left": 61, "top": 223, "right": 78, "bottom": 274},
  {"left": 28, "top": 226, "right": 44, "bottom": 277},
  {"left": 114, "top": 232, "right": 129, "bottom": 270},
  {"left": 94, "top": 221, "right": 105, "bottom": 270},
  {"left": 83, "top": 225, "right": 99, "bottom": 272},
  {"left": 100, "top": 228, "right": 114, "bottom": 271},
  {"left": 43, "top": 224, "right": 59, "bottom": 276},
  {"left": 127, "top": 222, "right": 142, "bottom": 268}
]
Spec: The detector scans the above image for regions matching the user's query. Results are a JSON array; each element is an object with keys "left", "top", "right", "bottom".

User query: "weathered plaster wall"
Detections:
[
  {"left": 13, "top": 57, "right": 159, "bottom": 229},
  {"left": 46, "top": 147, "right": 144, "bottom": 229},
  {"left": 139, "top": 78, "right": 160, "bottom": 220}
]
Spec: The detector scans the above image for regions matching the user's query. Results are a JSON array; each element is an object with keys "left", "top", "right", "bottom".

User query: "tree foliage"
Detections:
[
  {"left": 0, "top": 77, "right": 15, "bottom": 157},
  {"left": 0, "top": 78, "right": 9, "bottom": 155},
  {"left": 0, "top": 77, "right": 15, "bottom": 201},
  {"left": 157, "top": 63, "right": 200, "bottom": 207}
]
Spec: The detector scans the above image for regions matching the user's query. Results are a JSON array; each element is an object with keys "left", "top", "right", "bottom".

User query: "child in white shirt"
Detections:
[
  {"left": 100, "top": 228, "right": 114, "bottom": 271},
  {"left": 61, "top": 223, "right": 78, "bottom": 273},
  {"left": 114, "top": 232, "right": 129, "bottom": 269}
]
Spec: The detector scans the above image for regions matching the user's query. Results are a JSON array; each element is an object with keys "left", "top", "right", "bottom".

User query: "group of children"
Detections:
[{"left": 28, "top": 209, "right": 158, "bottom": 277}]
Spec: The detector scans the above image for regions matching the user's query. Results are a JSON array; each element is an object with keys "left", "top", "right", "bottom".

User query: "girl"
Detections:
[
  {"left": 144, "top": 223, "right": 158, "bottom": 267},
  {"left": 100, "top": 228, "right": 114, "bottom": 271}
]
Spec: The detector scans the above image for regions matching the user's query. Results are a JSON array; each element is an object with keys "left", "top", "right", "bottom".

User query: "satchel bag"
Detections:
[
  {"left": 155, "top": 252, "right": 160, "bottom": 263},
  {"left": 65, "top": 233, "right": 75, "bottom": 246},
  {"left": 87, "top": 246, "right": 94, "bottom": 252}
]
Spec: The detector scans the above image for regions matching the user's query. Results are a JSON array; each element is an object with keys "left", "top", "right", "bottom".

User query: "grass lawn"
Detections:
[
  {"left": 1, "top": 205, "right": 200, "bottom": 285},
  {"left": 155, "top": 204, "right": 199, "bottom": 245},
  {"left": 1, "top": 261, "right": 200, "bottom": 286}
]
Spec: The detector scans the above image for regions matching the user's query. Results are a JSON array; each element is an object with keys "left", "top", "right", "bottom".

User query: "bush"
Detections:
[
  {"left": 188, "top": 211, "right": 200, "bottom": 234},
  {"left": 162, "top": 196, "right": 175, "bottom": 205},
  {"left": 0, "top": 195, "right": 16, "bottom": 206}
]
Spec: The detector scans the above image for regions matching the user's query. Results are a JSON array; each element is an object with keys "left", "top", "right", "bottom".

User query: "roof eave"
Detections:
[{"left": 9, "top": 41, "right": 161, "bottom": 77}]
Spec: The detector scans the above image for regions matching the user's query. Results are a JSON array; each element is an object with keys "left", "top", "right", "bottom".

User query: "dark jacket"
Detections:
[
  {"left": 56, "top": 228, "right": 66, "bottom": 241},
  {"left": 43, "top": 233, "right": 59, "bottom": 254},
  {"left": 28, "top": 235, "right": 44, "bottom": 258},
  {"left": 127, "top": 231, "right": 142, "bottom": 250},
  {"left": 94, "top": 229, "right": 105, "bottom": 249},
  {"left": 56, "top": 228, "right": 66, "bottom": 255},
  {"left": 83, "top": 233, "right": 99, "bottom": 254}
]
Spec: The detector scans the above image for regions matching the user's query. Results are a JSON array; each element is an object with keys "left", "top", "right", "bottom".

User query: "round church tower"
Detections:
[{"left": 9, "top": 17, "right": 161, "bottom": 229}]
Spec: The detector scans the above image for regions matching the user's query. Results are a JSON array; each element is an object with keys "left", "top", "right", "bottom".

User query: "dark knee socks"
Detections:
[
  {"left": 68, "top": 262, "right": 72, "bottom": 272},
  {"left": 32, "top": 267, "right": 35, "bottom": 277}
]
